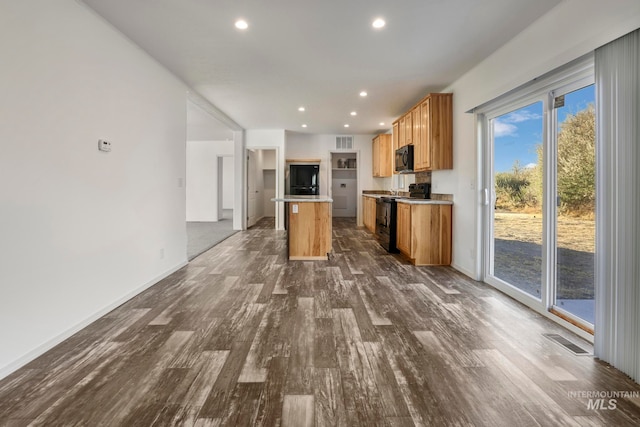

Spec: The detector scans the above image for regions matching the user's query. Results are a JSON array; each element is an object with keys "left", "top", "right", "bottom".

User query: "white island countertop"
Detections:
[{"left": 271, "top": 195, "right": 333, "bottom": 203}]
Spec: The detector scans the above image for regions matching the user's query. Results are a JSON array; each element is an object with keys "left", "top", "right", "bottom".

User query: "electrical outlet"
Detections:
[
  {"left": 160, "top": 248, "right": 165, "bottom": 259},
  {"left": 292, "top": 204, "right": 298, "bottom": 214}
]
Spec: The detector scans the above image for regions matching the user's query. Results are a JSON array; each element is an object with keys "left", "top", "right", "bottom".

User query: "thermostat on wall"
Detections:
[{"left": 98, "top": 139, "right": 111, "bottom": 152}]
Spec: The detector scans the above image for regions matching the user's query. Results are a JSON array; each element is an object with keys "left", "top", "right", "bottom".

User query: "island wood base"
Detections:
[{"left": 288, "top": 201, "right": 332, "bottom": 260}]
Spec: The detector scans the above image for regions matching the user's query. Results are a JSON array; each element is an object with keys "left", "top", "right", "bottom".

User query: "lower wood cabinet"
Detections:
[
  {"left": 396, "top": 202, "right": 411, "bottom": 254},
  {"left": 396, "top": 202, "right": 452, "bottom": 265},
  {"left": 362, "top": 196, "right": 377, "bottom": 233}
]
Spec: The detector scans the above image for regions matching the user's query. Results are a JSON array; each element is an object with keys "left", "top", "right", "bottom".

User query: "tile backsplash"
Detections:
[{"left": 415, "top": 171, "right": 432, "bottom": 184}]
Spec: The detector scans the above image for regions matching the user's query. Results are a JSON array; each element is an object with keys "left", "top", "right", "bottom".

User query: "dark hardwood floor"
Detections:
[{"left": 1, "top": 217, "right": 640, "bottom": 426}]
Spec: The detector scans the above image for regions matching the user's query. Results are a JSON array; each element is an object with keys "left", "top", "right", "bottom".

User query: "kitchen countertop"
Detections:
[
  {"left": 271, "top": 195, "right": 333, "bottom": 202},
  {"left": 397, "top": 199, "right": 453, "bottom": 205},
  {"left": 362, "top": 193, "right": 453, "bottom": 205}
]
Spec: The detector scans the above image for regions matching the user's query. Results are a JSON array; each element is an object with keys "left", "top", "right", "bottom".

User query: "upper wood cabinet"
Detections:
[
  {"left": 412, "top": 106, "right": 421, "bottom": 149},
  {"left": 416, "top": 97, "right": 431, "bottom": 171},
  {"left": 392, "top": 122, "right": 399, "bottom": 153},
  {"left": 392, "top": 93, "right": 453, "bottom": 171},
  {"left": 404, "top": 112, "right": 413, "bottom": 146},
  {"left": 396, "top": 112, "right": 414, "bottom": 148},
  {"left": 417, "top": 93, "right": 453, "bottom": 171},
  {"left": 372, "top": 134, "right": 392, "bottom": 177}
]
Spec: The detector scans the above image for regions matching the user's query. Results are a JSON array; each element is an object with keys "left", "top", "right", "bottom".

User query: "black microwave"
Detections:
[{"left": 395, "top": 145, "right": 414, "bottom": 173}]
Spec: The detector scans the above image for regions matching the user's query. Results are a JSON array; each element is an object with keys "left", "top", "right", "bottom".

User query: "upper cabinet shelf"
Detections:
[
  {"left": 372, "top": 134, "right": 392, "bottom": 177},
  {"left": 393, "top": 93, "right": 453, "bottom": 172}
]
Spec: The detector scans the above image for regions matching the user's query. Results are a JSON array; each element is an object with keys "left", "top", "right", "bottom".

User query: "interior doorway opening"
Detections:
[
  {"left": 329, "top": 151, "right": 358, "bottom": 219},
  {"left": 246, "top": 148, "right": 277, "bottom": 229},
  {"left": 185, "top": 100, "right": 237, "bottom": 260}
]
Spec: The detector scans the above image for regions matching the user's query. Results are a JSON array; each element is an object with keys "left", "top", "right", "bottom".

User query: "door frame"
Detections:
[
  {"left": 244, "top": 147, "right": 281, "bottom": 229},
  {"left": 480, "top": 94, "right": 549, "bottom": 314},
  {"left": 246, "top": 149, "right": 257, "bottom": 227},
  {"left": 548, "top": 78, "right": 596, "bottom": 330},
  {"left": 477, "top": 54, "right": 595, "bottom": 341},
  {"left": 328, "top": 150, "right": 360, "bottom": 223}
]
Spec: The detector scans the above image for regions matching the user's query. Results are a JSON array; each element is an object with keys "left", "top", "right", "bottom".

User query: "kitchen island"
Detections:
[{"left": 271, "top": 196, "right": 333, "bottom": 260}]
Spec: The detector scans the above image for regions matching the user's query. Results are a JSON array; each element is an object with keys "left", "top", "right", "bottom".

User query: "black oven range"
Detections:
[
  {"left": 374, "top": 183, "right": 431, "bottom": 253},
  {"left": 376, "top": 196, "right": 401, "bottom": 253}
]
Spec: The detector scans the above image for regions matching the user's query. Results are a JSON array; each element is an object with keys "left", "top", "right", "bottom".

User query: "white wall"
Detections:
[
  {"left": 263, "top": 149, "right": 277, "bottom": 170},
  {"left": 440, "top": 0, "right": 640, "bottom": 279},
  {"left": 232, "top": 130, "right": 245, "bottom": 230},
  {"left": 186, "top": 140, "right": 234, "bottom": 221},
  {"left": 0, "top": 1, "right": 191, "bottom": 378},
  {"left": 222, "top": 156, "right": 235, "bottom": 210},
  {"left": 263, "top": 170, "right": 276, "bottom": 217},
  {"left": 285, "top": 133, "right": 384, "bottom": 226},
  {"left": 254, "top": 149, "right": 265, "bottom": 219}
]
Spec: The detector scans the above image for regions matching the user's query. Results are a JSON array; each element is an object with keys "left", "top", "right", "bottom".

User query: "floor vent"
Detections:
[{"left": 543, "top": 333, "right": 592, "bottom": 356}]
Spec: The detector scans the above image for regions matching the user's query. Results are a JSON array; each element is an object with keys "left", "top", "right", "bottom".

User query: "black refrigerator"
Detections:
[{"left": 289, "top": 164, "right": 320, "bottom": 195}]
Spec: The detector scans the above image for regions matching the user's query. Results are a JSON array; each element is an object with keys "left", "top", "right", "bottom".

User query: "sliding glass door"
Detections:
[
  {"left": 552, "top": 84, "right": 596, "bottom": 327},
  {"left": 482, "top": 65, "right": 596, "bottom": 332},
  {"left": 488, "top": 101, "right": 544, "bottom": 299}
]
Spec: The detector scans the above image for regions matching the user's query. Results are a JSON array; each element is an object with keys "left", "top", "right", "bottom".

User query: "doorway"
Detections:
[
  {"left": 551, "top": 84, "right": 596, "bottom": 326},
  {"left": 483, "top": 73, "right": 595, "bottom": 333},
  {"left": 217, "top": 156, "right": 234, "bottom": 222},
  {"left": 330, "top": 152, "right": 358, "bottom": 218},
  {"left": 246, "top": 148, "right": 277, "bottom": 228},
  {"left": 185, "top": 144, "right": 236, "bottom": 260}
]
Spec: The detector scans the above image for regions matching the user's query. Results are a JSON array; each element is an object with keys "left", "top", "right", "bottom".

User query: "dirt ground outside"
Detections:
[
  {"left": 493, "top": 212, "right": 595, "bottom": 301},
  {"left": 494, "top": 212, "right": 595, "bottom": 253}
]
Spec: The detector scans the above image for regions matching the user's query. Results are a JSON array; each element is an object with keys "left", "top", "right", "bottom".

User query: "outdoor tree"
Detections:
[
  {"left": 493, "top": 105, "right": 594, "bottom": 216},
  {"left": 557, "top": 105, "right": 595, "bottom": 215}
]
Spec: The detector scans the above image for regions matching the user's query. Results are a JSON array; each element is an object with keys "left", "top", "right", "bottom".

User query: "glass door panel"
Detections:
[
  {"left": 490, "top": 101, "right": 544, "bottom": 298},
  {"left": 553, "top": 85, "right": 596, "bottom": 325}
]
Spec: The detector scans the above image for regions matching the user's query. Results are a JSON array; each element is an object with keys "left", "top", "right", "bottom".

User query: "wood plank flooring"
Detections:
[{"left": 1, "top": 217, "right": 640, "bottom": 426}]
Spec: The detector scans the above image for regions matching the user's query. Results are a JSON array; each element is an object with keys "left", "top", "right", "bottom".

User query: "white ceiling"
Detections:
[{"left": 82, "top": 0, "right": 561, "bottom": 135}]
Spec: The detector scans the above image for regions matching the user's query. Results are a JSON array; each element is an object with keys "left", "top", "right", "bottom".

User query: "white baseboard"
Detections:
[
  {"left": 451, "top": 263, "right": 479, "bottom": 281},
  {"left": 0, "top": 261, "right": 188, "bottom": 381}
]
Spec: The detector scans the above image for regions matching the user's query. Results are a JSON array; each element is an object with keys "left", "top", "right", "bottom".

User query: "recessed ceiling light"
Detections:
[
  {"left": 298, "top": 106, "right": 305, "bottom": 112},
  {"left": 235, "top": 19, "right": 248, "bottom": 30},
  {"left": 344, "top": 124, "right": 350, "bottom": 128},
  {"left": 359, "top": 91, "right": 368, "bottom": 97},
  {"left": 350, "top": 111, "right": 357, "bottom": 116},
  {"left": 372, "top": 18, "right": 386, "bottom": 29},
  {"left": 302, "top": 124, "right": 307, "bottom": 128},
  {"left": 379, "top": 122, "right": 385, "bottom": 126}
]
